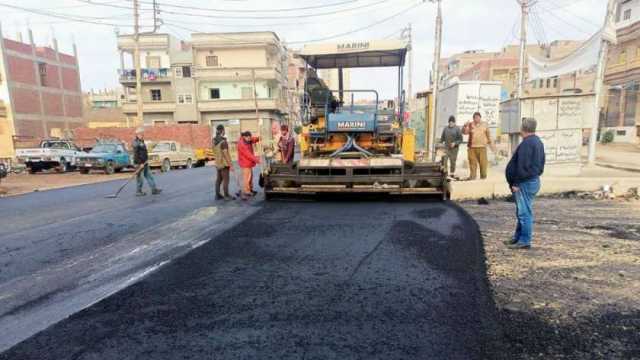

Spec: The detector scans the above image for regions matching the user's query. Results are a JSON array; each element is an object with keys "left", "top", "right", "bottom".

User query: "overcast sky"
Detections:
[{"left": 0, "top": 0, "right": 607, "bottom": 98}]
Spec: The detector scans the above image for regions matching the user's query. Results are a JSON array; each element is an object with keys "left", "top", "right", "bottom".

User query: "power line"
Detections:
[
  {"left": 540, "top": 0, "right": 601, "bottom": 29},
  {"left": 133, "top": 0, "right": 363, "bottom": 13},
  {"left": 0, "top": 2, "right": 136, "bottom": 27},
  {"left": 76, "top": 0, "right": 393, "bottom": 20}
]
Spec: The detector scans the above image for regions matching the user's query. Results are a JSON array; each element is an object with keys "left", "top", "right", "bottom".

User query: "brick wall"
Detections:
[
  {"left": 42, "top": 92, "right": 65, "bottom": 116},
  {"left": 6, "top": 55, "right": 37, "bottom": 85},
  {"left": 59, "top": 53, "right": 77, "bottom": 66},
  {"left": 3, "top": 39, "right": 32, "bottom": 54},
  {"left": 61, "top": 67, "right": 80, "bottom": 92},
  {"left": 64, "top": 95, "right": 83, "bottom": 117},
  {"left": 35, "top": 47, "right": 58, "bottom": 61},
  {"left": 73, "top": 124, "right": 213, "bottom": 149},
  {"left": 14, "top": 120, "right": 44, "bottom": 138},
  {"left": 12, "top": 88, "right": 41, "bottom": 114},
  {"left": 42, "top": 63, "right": 61, "bottom": 88}
]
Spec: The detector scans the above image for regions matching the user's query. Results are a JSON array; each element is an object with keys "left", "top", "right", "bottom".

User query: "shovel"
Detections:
[{"left": 105, "top": 162, "right": 146, "bottom": 199}]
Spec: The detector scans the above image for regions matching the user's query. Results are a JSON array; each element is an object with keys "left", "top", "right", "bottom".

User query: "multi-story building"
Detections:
[
  {"left": 117, "top": 32, "right": 288, "bottom": 144},
  {"left": 117, "top": 33, "right": 197, "bottom": 126},
  {"left": 441, "top": 41, "right": 588, "bottom": 99},
  {"left": 317, "top": 68, "right": 351, "bottom": 93},
  {"left": 287, "top": 51, "right": 308, "bottom": 126},
  {"left": 84, "top": 89, "right": 127, "bottom": 128},
  {"left": 604, "top": 0, "right": 640, "bottom": 142},
  {"left": 191, "top": 31, "right": 288, "bottom": 143},
  {"left": 0, "top": 29, "right": 84, "bottom": 158}
]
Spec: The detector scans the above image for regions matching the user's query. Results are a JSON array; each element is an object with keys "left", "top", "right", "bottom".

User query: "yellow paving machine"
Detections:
[{"left": 264, "top": 40, "right": 449, "bottom": 199}]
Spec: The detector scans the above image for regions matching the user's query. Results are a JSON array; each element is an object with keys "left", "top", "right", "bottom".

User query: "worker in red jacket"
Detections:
[{"left": 237, "top": 131, "right": 260, "bottom": 200}]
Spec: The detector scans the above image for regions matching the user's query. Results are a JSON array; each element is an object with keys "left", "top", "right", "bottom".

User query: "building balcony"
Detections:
[
  {"left": 117, "top": 34, "right": 170, "bottom": 51},
  {"left": 119, "top": 68, "right": 172, "bottom": 85},
  {"left": 197, "top": 98, "right": 286, "bottom": 113},
  {"left": 193, "top": 67, "right": 284, "bottom": 82},
  {"left": 122, "top": 101, "right": 176, "bottom": 113}
]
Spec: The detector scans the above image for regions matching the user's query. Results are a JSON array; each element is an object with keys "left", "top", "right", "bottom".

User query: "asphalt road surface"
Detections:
[{"left": 1, "top": 176, "right": 504, "bottom": 359}]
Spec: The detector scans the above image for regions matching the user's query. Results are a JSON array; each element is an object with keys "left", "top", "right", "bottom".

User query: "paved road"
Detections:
[
  {"left": 1, "top": 193, "right": 504, "bottom": 359},
  {"left": 0, "top": 166, "right": 260, "bottom": 351}
]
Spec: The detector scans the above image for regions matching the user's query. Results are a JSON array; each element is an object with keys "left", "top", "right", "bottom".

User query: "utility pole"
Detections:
[
  {"left": 401, "top": 24, "right": 413, "bottom": 109},
  {"left": 429, "top": 0, "right": 443, "bottom": 161},
  {"left": 588, "top": 0, "right": 616, "bottom": 165},
  {"left": 516, "top": 0, "right": 533, "bottom": 99},
  {"left": 133, "top": 0, "right": 143, "bottom": 127}
]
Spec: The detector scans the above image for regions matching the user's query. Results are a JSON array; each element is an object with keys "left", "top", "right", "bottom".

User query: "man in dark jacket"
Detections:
[
  {"left": 440, "top": 116, "right": 463, "bottom": 175},
  {"left": 505, "top": 118, "right": 545, "bottom": 249},
  {"left": 132, "top": 127, "right": 161, "bottom": 196},
  {"left": 213, "top": 125, "right": 234, "bottom": 201},
  {"left": 278, "top": 124, "right": 295, "bottom": 165}
]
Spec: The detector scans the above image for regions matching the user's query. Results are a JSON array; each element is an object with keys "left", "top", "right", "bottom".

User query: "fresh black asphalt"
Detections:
[{"left": 1, "top": 197, "right": 504, "bottom": 359}]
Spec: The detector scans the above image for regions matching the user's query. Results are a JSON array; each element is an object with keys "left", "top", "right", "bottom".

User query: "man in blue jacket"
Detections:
[{"left": 505, "top": 118, "right": 545, "bottom": 249}]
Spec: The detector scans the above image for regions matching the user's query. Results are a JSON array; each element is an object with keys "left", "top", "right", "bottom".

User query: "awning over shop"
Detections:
[{"left": 299, "top": 40, "right": 409, "bottom": 69}]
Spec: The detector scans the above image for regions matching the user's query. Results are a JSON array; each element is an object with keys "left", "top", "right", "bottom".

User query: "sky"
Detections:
[{"left": 0, "top": 0, "right": 608, "bottom": 99}]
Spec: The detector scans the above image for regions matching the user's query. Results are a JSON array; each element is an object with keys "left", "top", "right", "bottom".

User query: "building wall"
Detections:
[
  {"left": 194, "top": 48, "right": 267, "bottom": 68},
  {"left": 198, "top": 80, "right": 274, "bottom": 101}
]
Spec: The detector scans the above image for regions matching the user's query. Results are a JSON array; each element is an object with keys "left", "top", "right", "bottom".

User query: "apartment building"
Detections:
[
  {"left": 441, "top": 41, "right": 588, "bottom": 99},
  {"left": 287, "top": 51, "right": 308, "bottom": 126},
  {"left": 317, "top": 68, "right": 351, "bottom": 92},
  {"left": 118, "top": 33, "right": 197, "bottom": 126},
  {"left": 117, "top": 32, "right": 288, "bottom": 144},
  {"left": 191, "top": 31, "right": 287, "bottom": 143},
  {"left": 84, "top": 89, "right": 127, "bottom": 128},
  {"left": 603, "top": 0, "right": 640, "bottom": 142},
  {"left": 0, "top": 28, "right": 84, "bottom": 158}
]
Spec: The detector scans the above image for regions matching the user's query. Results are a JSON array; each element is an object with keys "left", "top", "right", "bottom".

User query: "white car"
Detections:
[{"left": 16, "top": 140, "right": 86, "bottom": 173}]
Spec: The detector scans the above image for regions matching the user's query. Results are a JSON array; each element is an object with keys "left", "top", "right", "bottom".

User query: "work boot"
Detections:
[
  {"left": 251, "top": 190, "right": 258, "bottom": 196},
  {"left": 215, "top": 194, "right": 224, "bottom": 200},
  {"left": 503, "top": 239, "right": 518, "bottom": 246},
  {"left": 151, "top": 188, "right": 163, "bottom": 195},
  {"left": 223, "top": 195, "right": 236, "bottom": 201},
  {"left": 136, "top": 191, "right": 147, "bottom": 197},
  {"left": 508, "top": 242, "right": 531, "bottom": 250}
]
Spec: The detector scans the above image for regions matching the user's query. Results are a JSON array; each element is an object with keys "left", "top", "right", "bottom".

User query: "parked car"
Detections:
[
  {"left": 0, "top": 163, "right": 7, "bottom": 182},
  {"left": 77, "top": 142, "right": 132, "bottom": 175},
  {"left": 148, "top": 141, "right": 196, "bottom": 172},
  {"left": 15, "top": 140, "right": 86, "bottom": 173}
]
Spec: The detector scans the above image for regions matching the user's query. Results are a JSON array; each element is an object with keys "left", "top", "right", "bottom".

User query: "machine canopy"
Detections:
[{"left": 299, "top": 40, "right": 409, "bottom": 69}]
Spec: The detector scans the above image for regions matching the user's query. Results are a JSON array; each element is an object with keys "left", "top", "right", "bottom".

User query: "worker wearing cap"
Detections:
[
  {"left": 213, "top": 124, "right": 234, "bottom": 201},
  {"left": 440, "top": 116, "right": 463, "bottom": 176},
  {"left": 237, "top": 131, "right": 260, "bottom": 200},
  {"left": 132, "top": 127, "right": 161, "bottom": 196},
  {"left": 278, "top": 124, "right": 295, "bottom": 165}
]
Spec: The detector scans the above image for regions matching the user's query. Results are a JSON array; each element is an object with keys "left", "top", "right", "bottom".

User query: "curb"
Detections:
[{"left": 596, "top": 163, "right": 640, "bottom": 174}]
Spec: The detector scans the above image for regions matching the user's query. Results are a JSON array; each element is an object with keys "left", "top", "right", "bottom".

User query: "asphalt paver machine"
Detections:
[{"left": 264, "top": 40, "right": 449, "bottom": 199}]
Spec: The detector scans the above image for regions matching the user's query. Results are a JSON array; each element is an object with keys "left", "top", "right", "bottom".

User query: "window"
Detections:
[
  {"left": 150, "top": 89, "right": 162, "bottom": 101},
  {"left": 538, "top": 79, "right": 544, "bottom": 88},
  {"left": 624, "top": 9, "right": 632, "bottom": 21},
  {"left": 241, "top": 87, "right": 253, "bottom": 99},
  {"left": 267, "top": 86, "right": 273, "bottom": 99},
  {"left": 546, "top": 78, "right": 551, "bottom": 88},
  {"left": 552, "top": 77, "right": 558, "bottom": 88},
  {"left": 146, "top": 56, "right": 161, "bottom": 69},
  {"left": 177, "top": 94, "right": 193, "bottom": 104},
  {"left": 175, "top": 67, "right": 183, "bottom": 78},
  {"left": 620, "top": 50, "right": 627, "bottom": 64},
  {"left": 38, "top": 62, "right": 47, "bottom": 75},
  {"left": 206, "top": 56, "right": 219, "bottom": 67},
  {"left": 210, "top": 88, "right": 221, "bottom": 99},
  {"left": 182, "top": 66, "right": 191, "bottom": 78},
  {"left": 532, "top": 80, "right": 537, "bottom": 89},
  {"left": 170, "top": 143, "right": 177, "bottom": 152}
]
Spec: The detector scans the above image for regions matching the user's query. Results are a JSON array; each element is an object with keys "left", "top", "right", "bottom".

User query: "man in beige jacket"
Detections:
[{"left": 462, "top": 112, "right": 495, "bottom": 180}]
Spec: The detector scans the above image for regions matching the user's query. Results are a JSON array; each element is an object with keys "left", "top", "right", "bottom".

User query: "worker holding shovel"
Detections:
[
  {"left": 133, "top": 127, "right": 162, "bottom": 197},
  {"left": 237, "top": 131, "right": 260, "bottom": 201}
]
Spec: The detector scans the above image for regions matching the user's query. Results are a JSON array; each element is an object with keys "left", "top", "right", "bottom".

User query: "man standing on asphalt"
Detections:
[
  {"left": 462, "top": 112, "right": 495, "bottom": 180},
  {"left": 237, "top": 131, "right": 260, "bottom": 200},
  {"left": 132, "top": 128, "right": 162, "bottom": 197},
  {"left": 213, "top": 125, "right": 235, "bottom": 201},
  {"left": 505, "top": 118, "right": 545, "bottom": 249},
  {"left": 440, "top": 116, "right": 463, "bottom": 176},
  {"left": 278, "top": 124, "right": 295, "bottom": 165}
]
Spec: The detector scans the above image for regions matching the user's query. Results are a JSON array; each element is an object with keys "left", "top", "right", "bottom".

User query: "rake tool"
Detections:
[{"left": 105, "top": 162, "right": 146, "bottom": 199}]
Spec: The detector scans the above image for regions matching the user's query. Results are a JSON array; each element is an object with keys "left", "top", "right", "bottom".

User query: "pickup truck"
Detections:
[
  {"left": 16, "top": 140, "right": 86, "bottom": 173},
  {"left": 76, "top": 142, "right": 132, "bottom": 175},
  {"left": 148, "top": 141, "right": 196, "bottom": 172}
]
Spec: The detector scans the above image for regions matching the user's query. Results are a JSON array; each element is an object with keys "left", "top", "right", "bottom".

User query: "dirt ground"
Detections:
[
  {"left": 0, "top": 170, "right": 135, "bottom": 197},
  {"left": 462, "top": 197, "right": 640, "bottom": 359}
]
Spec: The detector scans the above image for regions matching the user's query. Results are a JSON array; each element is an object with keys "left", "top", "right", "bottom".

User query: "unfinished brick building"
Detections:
[{"left": 0, "top": 27, "right": 84, "bottom": 158}]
